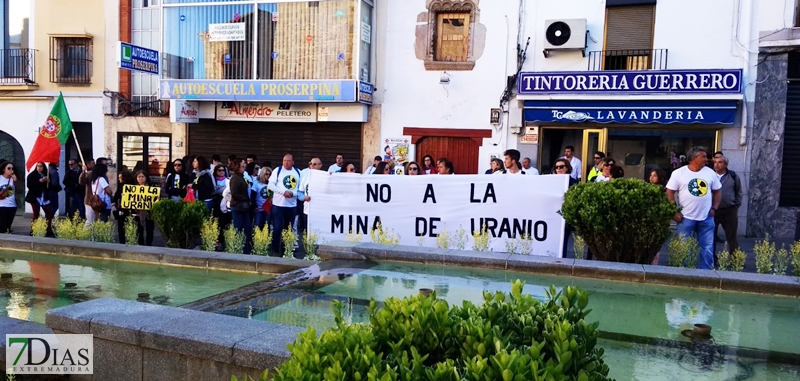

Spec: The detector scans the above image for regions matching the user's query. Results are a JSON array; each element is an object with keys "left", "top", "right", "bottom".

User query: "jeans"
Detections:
[
  {"left": 714, "top": 206, "right": 739, "bottom": 254},
  {"left": 66, "top": 191, "right": 85, "bottom": 218},
  {"left": 271, "top": 205, "right": 296, "bottom": 256},
  {"left": 203, "top": 199, "right": 214, "bottom": 215},
  {"left": 254, "top": 210, "right": 271, "bottom": 230},
  {"left": 232, "top": 209, "right": 252, "bottom": 254},
  {"left": 677, "top": 215, "right": 716, "bottom": 270}
]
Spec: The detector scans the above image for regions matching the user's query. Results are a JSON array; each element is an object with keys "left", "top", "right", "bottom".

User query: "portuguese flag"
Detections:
[{"left": 26, "top": 92, "right": 73, "bottom": 171}]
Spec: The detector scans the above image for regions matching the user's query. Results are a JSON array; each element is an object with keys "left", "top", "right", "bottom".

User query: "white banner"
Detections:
[{"left": 307, "top": 171, "right": 569, "bottom": 257}]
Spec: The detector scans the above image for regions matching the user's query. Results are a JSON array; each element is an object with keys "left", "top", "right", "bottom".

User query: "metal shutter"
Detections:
[
  {"left": 187, "top": 120, "right": 362, "bottom": 170},
  {"left": 605, "top": 5, "right": 655, "bottom": 51},
  {"left": 780, "top": 81, "right": 800, "bottom": 207},
  {"left": 416, "top": 137, "right": 479, "bottom": 175}
]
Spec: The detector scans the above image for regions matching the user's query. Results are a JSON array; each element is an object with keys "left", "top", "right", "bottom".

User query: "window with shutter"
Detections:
[
  {"left": 435, "top": 13, "right": 471, "bottom": 62},
  {"left": 603, "top": 5, "right": 655, "bottom": 70}
]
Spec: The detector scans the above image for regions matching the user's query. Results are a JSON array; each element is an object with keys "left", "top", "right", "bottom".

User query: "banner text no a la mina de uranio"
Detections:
[
  {"left": 307, "top": 172, "right": 569, "bottom": 256},
  {"left": 120, "top": 185, "right": 161, "bottom": 210}
]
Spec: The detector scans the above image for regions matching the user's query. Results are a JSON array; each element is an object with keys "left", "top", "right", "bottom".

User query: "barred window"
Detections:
[{"left": 50, "top": 36, "right": 92, "bottom": 84}]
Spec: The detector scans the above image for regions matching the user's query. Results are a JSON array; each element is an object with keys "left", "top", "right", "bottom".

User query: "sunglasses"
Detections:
[
  {"left": 555, "top": 165, "right": 566, "bottom": 170},
  {"left": 408, "top": 167, "right": 419, "bottom": 171},
  {"left": 174, "top": 163, "right": 182, "bottom": 167},
  {"left": 4, "top": 167, "right": 13, "bottom": 171},
  {"left": 594, "top": 157, "right": 601, "bottom": 160}
]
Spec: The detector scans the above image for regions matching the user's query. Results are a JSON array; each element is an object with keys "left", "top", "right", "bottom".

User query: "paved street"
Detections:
[{"left": 5, "top": 214, "right": 797, "bottom": 275}]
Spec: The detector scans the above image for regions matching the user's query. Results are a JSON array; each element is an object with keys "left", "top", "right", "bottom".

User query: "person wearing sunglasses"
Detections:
[
  {"left": 587, "top": 151, "right": 606, "bottom": 182},
  {"left": 405, "top": 161, "right": 421, "bottom": 176},
  {"left": 595, "top": 158, "right": 615, "bottom": 182},
  {"left": 0, "top": 161, "right": 17, "bottom": 233}
]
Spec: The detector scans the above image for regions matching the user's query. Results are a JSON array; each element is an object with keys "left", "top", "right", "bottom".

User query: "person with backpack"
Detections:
[{"left": 267, "top": 154, "right": 302, "bottom": 257}]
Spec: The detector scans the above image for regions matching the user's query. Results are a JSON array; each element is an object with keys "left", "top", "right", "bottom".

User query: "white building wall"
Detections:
[
  {"left": 759, "top": 0, "right": 794, "bottom": 32},
  {"left": 377, "top": 0, "right": 519, "bottom": 167},
  {"left": 0, "top": 93, "right": 105, "bottom": 214}
]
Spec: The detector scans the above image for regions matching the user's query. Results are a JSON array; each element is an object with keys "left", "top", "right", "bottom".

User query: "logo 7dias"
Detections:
[{"left": 5, "top": 334, "right": 93, "bottom": 375}]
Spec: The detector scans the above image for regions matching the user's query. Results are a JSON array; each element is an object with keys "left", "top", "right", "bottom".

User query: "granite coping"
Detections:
[
  {"left": 0, "top": 234, "right": 313, "bottom": 274},
  {"left": 0, "top": 317, "right": 53, "bottom": 359},
  {"left": 318, "top": 241, "right": 800, "bottom": 297},
  {"left": 45, "top": 298, "right": 301, "bottom": 366}
]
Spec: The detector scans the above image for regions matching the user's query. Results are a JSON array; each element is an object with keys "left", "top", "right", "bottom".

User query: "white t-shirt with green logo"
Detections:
[
  {"left": 666, "top": 165, "right": 721, "bottom": 221},
  {"left": 267, "top": 166, "right": 301, "bottom": 208},
  {"left": 0, "top": 177, "right": 16, "bottom": 208}
]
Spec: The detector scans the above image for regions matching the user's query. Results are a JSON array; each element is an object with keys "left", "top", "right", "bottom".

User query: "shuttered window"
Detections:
[
  {"left": 780, "top": 80, "right": 800, "bottom": 207},
  {"left": 187, "top": 121, "right": 363, "bottom": 171},
  {"left": 435, "top": 12, "right": 471, "bottom": 62},
  {"left": 604, "top": 5, "right": 655, "bottom": 51}
]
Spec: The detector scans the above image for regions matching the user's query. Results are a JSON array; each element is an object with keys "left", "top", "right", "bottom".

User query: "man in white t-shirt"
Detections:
[
  {"left": 495, "top": 149, "right": 526, "bottom": 175},
  {"left": 268, "top": 154, "right": 302, "bottom": 256},
  {"left": 328, "top": 154, "right": 344, "bottom": 173},
  {"left": 666, "top": 146, "right": 722, "bottom": 270},
  {"left": 521, "top": 157, "right": 539, "bottom": 175}
]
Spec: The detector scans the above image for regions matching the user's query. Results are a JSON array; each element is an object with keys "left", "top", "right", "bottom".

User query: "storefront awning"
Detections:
[{"left": 523, "top": 99, "right": 738, "bottom": 125}]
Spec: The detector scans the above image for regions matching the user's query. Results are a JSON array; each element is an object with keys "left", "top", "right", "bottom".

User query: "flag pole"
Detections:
[{"left": 71, "top": 128, "right": 86, "bottom": 166}]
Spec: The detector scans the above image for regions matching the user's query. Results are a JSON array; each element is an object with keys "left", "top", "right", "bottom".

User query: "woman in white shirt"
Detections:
[
  {"left": 0, "top": 161, "right": 18, "bottom": 233},
  {"left": 595, "top": 158, "right": 615, "bottom": 182},
  {"left": 86, "top": 163, "right": 113, "bottom": 225}
]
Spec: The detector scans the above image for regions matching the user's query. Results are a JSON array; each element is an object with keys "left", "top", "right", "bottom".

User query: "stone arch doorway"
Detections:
[{"left": 0, "top": 131, "right": 26, "bottom": 215}]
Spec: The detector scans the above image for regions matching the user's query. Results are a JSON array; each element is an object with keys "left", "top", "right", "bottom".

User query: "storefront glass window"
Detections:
[
  {"left": 162, "top": 0, "right": 357, "bottom": 80},
  {"left": 119, "top": 135, "right": 171, "bottom": 188},
  {"left": 606, "top": 129, "right": 716, "bottom": 182}
]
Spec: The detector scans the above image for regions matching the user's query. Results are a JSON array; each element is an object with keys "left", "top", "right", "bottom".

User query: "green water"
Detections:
[
  {"left": 220, "top": 261, "right": 800, "bottom": 381},
  {"left": 0, "top": 250, "right": 270, "bottom": 324}
]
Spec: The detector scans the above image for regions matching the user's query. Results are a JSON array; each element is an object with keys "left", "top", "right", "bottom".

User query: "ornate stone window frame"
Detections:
[{"left": 424, "top": 0, "right": 478, "bottom": 71}]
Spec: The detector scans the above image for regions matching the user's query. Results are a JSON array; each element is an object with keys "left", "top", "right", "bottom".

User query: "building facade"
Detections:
[
  {"left": 0, "top": 0, "right": 111, "bottom": 214},
  {"left": 132, "top": 0, "right": 379, "bottom": 175},
  {"left": 380, "top": 0, "right": 759, "bottom": 235},
  {"left": 749, "top": 0, "right": 800, "bottom": 238}
]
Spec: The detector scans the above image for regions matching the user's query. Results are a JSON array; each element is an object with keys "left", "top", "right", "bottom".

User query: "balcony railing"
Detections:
[
  {"left": 587, "top": 49, "right": 668, "bottom": 71},
  {"left": 0, "top": 48, "right": 36, "bottom": 85}
]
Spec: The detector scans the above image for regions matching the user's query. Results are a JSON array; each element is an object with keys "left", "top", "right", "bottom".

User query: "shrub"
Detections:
[
  {"left": 76, "top": 223, "right": 93, "bottom": 241},
  {"left": 573, "top": 233, "right": 587, "bottom": 260},
  {"left": 54, "top": 214, "right": 83, "bottom": 240},
  {"left": 252, "top": 226, "right": 272, "bottom": 256},
  {"left": 453, "top": 227, "right": 468, "bottom": 250},
  {"left": 667, "top": 233, "right": 698, "bottom": 268},
  {"left": 436, "top": 228, "right": 451, "bottom": 249},
  {"left": 124, "top": 216, "right": 139, "bottom": 245},
  {"left": 92, "top": 221, "right": 116, "bottom": 243},
  {"left": 731, "top": 248, "right": 747, "bottom": 272},
  {"left": 302, "top": 229, "right": 320, "bottom": 260},
  {"left": 753, "top": 235, "right": 776, "bottom": 274},
  {"left": 560, "top": 179, "right": 674, "bottom": 264},
  {"left": 200, "top": 217, "right": 219, "bottom": 252},
  {"left": 345, "top": 226, "right": 362, "bottom": 242},
  {"left": 150, "top": 200, "right": 208, "bottom": 249},
  {"left": 369, "top": 222, "right": 401, "bottom": 245},
  {"left": 472, "top": 223, "right": 491, "bottom": 252},
  {"left": 717, "top": 244, "right": 731, "bottom": 271},
  {"left": 31, "top": 218, "right": 48, "bottom": 237},
  {"left": 282, "top": 224, "right": 298, "bottom": 258},
  {"left": 267, "top": 280, "right": 612, "bottom": 381},
  {"left": 774, "top": 245, "right": 790, "bottom": 276},
  {"left": 792, "top": 241, "right": 800, "bottom": 276},
  {"left": 224, "top": 224, "right": 245, "bottom": 254}
]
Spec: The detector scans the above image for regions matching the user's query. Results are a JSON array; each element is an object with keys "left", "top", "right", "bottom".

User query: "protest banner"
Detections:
[
  {"left": 120, "top": 184, "right": 161, "bottom": 210},
  {"left": 307, "top": 171, "right": 569, "bottom": 257}
]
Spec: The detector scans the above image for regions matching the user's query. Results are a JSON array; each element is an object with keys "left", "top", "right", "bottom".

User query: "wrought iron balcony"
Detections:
[
  {"left": 587, "top": 49, "right": 668, "bottom": 71},
  {"left": 0, "top": 48, "right": 36, "bottom": 85}
]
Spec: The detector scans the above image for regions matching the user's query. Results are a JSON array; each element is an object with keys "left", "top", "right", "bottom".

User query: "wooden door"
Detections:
[{"left": 416, "top": 137, "right": 479, "bottom": 175}]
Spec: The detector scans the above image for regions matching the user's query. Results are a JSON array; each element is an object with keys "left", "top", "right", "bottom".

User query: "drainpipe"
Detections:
[{"left": 738, "top": 0, "right": 757, "bottom": 147}]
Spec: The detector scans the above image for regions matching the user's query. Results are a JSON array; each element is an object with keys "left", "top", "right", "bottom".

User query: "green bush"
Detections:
[
  {"left": 267, "top": 280, "right": 613, "bottom": 381},
  {"left": 150, "top": 200, "right": 208, "bottom": 249},
  {"left": 560, "top": 179, "right": 674, "bottom": 264}
]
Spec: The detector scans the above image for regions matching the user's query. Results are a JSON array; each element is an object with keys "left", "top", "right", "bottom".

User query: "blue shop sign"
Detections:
[
  {"left": 518, "top": 69, "right": 742, "bottom": 95},
  {"left": 158, "top": 79, "right": 358, "bottom": 102},
  {"left": 358, "top": 81, "right": 373, "bottom": 105},
  {"left": 523, "top": 100, "right": 738, "bottom": 125},
  {"left": 118, "top": 42, "right": 159, "bottom": 75}
]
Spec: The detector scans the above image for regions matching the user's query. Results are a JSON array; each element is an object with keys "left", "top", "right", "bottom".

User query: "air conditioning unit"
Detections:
[{"left": 543, "top": 19, "right": 587, "bottom": 58}]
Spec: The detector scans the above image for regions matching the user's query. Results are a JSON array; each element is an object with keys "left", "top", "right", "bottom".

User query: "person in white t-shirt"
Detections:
[
  {"left": 495, "top": 149, "right": 526, "bottom": 175},
  {"left": 327, "top": 154, "right": 343, "bottom": 173},
  {"left": 268, "top": 154, "right": 302, "bottom": 256},
  {"left": 521, "top": 157, "right": 540, "bottom": 175},
  {"left": 666, "top": 147, "right": 722, "bottom": 270}
]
